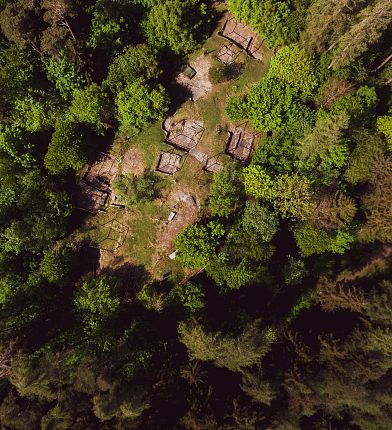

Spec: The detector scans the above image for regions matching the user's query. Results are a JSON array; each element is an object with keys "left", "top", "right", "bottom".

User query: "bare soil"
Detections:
[
  {"left": 176, "top": 54, "right": 213, "bottom": 101},
  {"left": 121, "top": 146, "right": 145, "bottom": 177}
]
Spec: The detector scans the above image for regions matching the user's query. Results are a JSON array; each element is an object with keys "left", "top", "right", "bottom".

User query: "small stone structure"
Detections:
[
  {"left": 217, "top": 43, "right": 241, "bottom": 65},
  {"left": 226, "top": 124, "right": 255, "bottom": 161},
  {"left": 165, "top": 119, "right": 205, "bottom": 152},
  {"left": 74, "top": 182, "right": 109, "bottom": 214},
  {"left": 156, "top": 152, "right": 182, "bottom": 175},
  {"left": 219, "top": 17, "right": 263, "bottom": 61}
]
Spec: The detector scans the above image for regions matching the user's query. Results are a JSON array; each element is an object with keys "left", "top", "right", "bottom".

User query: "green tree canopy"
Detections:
[
  {"left": 208, "top": 163, "right": 245, "bottom": 218},
  {"left": 143, "top": 0, "right": 207, "bottom": 54},
  {"left": 268, "top": 44, "right": 318, "bottom": 99},
  {"left": 106, "top": 44, "right": 162, "bottom": 93},
  {"left": 44, "top": 119, "right": 88, "bottom": 175},
  {"left": 176, "top": 221, "right": 225, "bottom": 269},
  {"left": 115, "top": 78, "right": 169, "bottom": 136}
]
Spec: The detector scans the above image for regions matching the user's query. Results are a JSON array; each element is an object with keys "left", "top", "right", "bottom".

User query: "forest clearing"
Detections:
[{"left": 0, "top": 0, "right": 391, "bottom": 429}]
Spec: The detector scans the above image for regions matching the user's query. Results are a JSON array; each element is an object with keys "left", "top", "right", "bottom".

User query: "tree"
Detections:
[
  {"left": 39, "top": 248, "right": 73, "bottom": 285},
  {"left": 294, "top": 224, "right": 354, "bottom": 256},
  {"left": 300, "top": 0, "right": 368, "bottom": 54},
  {"left": 178, "top": 319, "right": 277, "bottom": 372},
  {"left": 87, "top": 0, "right": 141, "bottom": 54},
  {"left": 359, "top": 155, "right": 392, "bottom": 242},
  {"left": 272, "top": 173, "right": 315, "bottom": 220},
  {"left": 116, "top": 78, "right": 169, "bottom": 136},
  {"left": 283, "top": 256, "right": 308, "bottom": 286},
  {"left": 345, "top": 130, "right": 386, "bottom": 185},
  {"left": 106, "top": 44, "right": 162, "bottom": 93},
  {"left": 228, "top": 0, "right": 294, "bottom": 47},
  {"left": 0, "top": 0, "right": 43, "bottom": 51},
  {"left": 298, "top": 113, "right": 350, "bottom": 184},
  {"left": 251, "top": 129, "right": 301, "bottom": 175},
  {"left": 329, "top": 0, "right": 392, "bottom": 70},
  {"left": 206, "top": 254, "right": 256, "bottom": 290},
  {"left": 44, "top": 120, "right": 87, "bottom": 174},
  {"left": 208, "top": 163, "right": 245, "bottom": 218},
  {"left": 169, "top": 282, "right": 205, "bottom": 314},
  {"left": 176, "top": 222, "right": 225, "bottom": 269},
  {"left": 12, "top": 95, "right": 56, "bottom": 132},
  {"left": 69, "top": 83, "right": 111, "bottom": 133},
  {"left": 377, "top": 114, "right": 392, "bottom": 150},
  {"left": 111, "top": 170, "right": 162, "bottom": 206},
  {"left": 44, "top": 51, "right": 84, "bottom": 100},
  {"left": 143, "top": 0, "right": 206, "bottom": 54},
  {"left": 40, "top": 0, "right": 77, "bottom": 55},
  {"left": 74, "top": 276, "right": 120, "bottom": 350},
  {"left": 307, "top": 191, "right": 357, "bottom": 230},
  {"left": 242, "top": 165, "right": 274, "bottom": 200},
  {"left": 241, "top": 202, "right": 279, "bottom": 242},
  {"left": 268, "top": 44, "right": 318, "bottom": 99},
  {"left": 224, "top": 95, "right": 248, "bottom": 122},
  {"left": 294, "top": 224, "right": 331, "bottom": 257},
  {"left": 246, "top": 77, "right": 307, "bottom": 131},
  {"left": 298, "top": 113, "right": 349, "bottom": 160}
]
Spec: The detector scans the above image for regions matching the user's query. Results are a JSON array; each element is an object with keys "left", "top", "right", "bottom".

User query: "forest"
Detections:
[{"left": 0, "top": 0, "right": 391, "bottom": 429}]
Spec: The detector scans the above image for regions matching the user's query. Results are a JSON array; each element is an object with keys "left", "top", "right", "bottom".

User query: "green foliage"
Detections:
[
  {"left": 286, "top": 289, "right": 315, "bottom": 322},
  {"left": 116, "top": 78, "right": 169, "bottom": 136},
  {"left": 74, "top": 276, "right": 120, "bottom": 350},
  {"left": 268, "top": 44, "right": 318, "bottom": 99},
  {"left": 39, "top": 248, "right": 72, "bottom": 285},
  {"left": 272, "top": 173, "right": 315, "bottom": 220},
  {"left": 68, "top": 84, "right": 111, "bottom": 134},
  {"left": 377, "top": 115, "right": 392, "bottom": 150},
  {"left": 243, "top": 165, "right": 273, "bottom": 200},
  {"left": 228, "top": 0, "right": 294, "bottom": 47},
  {"left": 298, "top": 113, "right": 350, "bottom": 184},
  {"left": 106, "top": 44, "right": 161, "bottom": 93},
  {"left": 44, "top": 51, "right": 84, "bottom": 100},
  {"left": 294, "top": 224, "right": 331, "bottom": 257},
  {"left": 178, "top": 319, "right": 277, "bottom": 372},
  {"left": 44, "top": 120, "right": 87, "bottom": 175},
  {"left": 206, "top": 254, "right": 256, "bottom": 290},
  {"left": 137, "top": 283, "right": 166, "bottom": 312},
  {"left": 169, "top": 282, "right": 205, "bottom": 314},
  {"left": 224, "top": 95, "right": 248, "bottom": 122},
  {"left": 325, "top": 86, "right": 378, "bottom": 119},
  {"left": 0, "top": 125, "right": 35, "bottom": 167},
  {"left": 295, "top": 224, "right": 354, "bottom": 257},
  {"left": 208, "top": 163, "right": 244, "bottom": 217},
  {"left": 345, "top": 130, "right": 386, "bottom": 185},
  {"left": 12, "top": 95, "right": 56, "bottom": 132},
  {"left": 251, "top": 129, "right": 301, "bottom": 174},
  {"left": 241, "top": 202, "right": 279, "bottom": 242},
  {"left": 176, "top": 221, "right": 225, "bottom": 269},
  {"left": 283, "top": 256, "right": 308, "bottom": 286},
  {"left": 143, "top": 0, "right": 207, "bottom": 54},
  {"left": 246, "top": 77, "right": 306, "bottom": 131},
  {"left": 112, "top": 170, "right": 162, "bottom": 206}
]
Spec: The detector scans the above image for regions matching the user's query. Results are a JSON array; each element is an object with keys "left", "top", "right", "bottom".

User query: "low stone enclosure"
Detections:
[
  {"left": 218, "top": 17, "right": 263, "bottom": 62},
  {"left": 90, "top": 218, "right": 129, "bottom": 252},
  {"left": 156, "top": 151, "right": 183, "bottom": 175},
  {"left": 165, "top": 119, "right": 205, "bottom": 151},
  {"left": 217, "top": 42, "right": 242, "bottom": 66},
  {"left": 226, "top": 123, "right": 257, "bottom": 161},
  {"left": 74, "top": 152, "right": 121, "bottom": 214},
  {"left": 161, "top": 118, "right": 224, "bottom": 174}
]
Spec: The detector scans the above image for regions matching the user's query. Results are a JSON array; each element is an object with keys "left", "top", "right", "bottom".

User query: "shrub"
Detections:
[
  {"left": 243, "top": 165, "right": 274, "bottom": 200},
  {"left": 169, "top": 282, "right": 205, "bottom": 314},
  {"left": 112, "top": 170, "right": 162, "bottom": 206},
  {"left": 224, "top": 95, "right": 248, "bottom": 122},
  {"left": 44, "top": 120, "right": 87, "bottom": 175}
]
